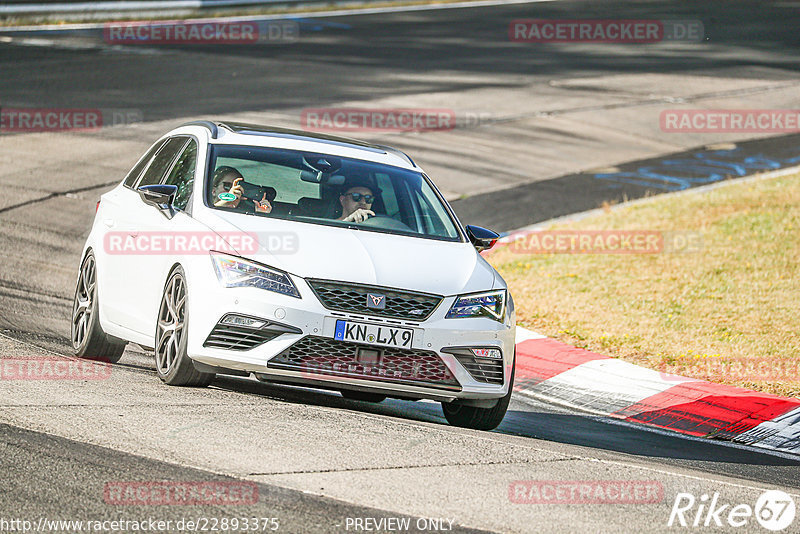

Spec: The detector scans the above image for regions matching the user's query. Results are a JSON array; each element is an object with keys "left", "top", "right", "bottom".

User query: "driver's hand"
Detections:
[
  {"left": 343, "top": 209, "right": 374, "bottom": 223},
  {"left": 253, "top": 192, "right": 272, "bottom": 213},
  {"left": 229, "top": 178, "right": 244, "bottom": 200},
  {"left": 214, "top": 177, "right": 244, "bottom": 207}
]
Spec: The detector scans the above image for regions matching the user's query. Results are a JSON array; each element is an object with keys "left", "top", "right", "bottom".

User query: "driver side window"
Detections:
[
  {"left": 164, "top": 139, "right": 198, "bottom": 211},
  {"left": 138, "top": 137, "right": 188, "bottom": 188}
]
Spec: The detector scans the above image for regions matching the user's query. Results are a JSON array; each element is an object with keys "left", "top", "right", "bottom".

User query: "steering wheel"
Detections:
[{"left": 358, "top": 214, "right": 413, "bottom": 231}]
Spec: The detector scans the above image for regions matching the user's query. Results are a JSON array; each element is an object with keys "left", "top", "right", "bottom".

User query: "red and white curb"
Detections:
[{"left": 513, "top": 327, "right": 800, "bottom": 455}]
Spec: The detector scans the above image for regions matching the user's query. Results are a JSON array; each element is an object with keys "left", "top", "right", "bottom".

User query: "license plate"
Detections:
[{"left": 334, "top": 319, "right": 413, "bottom": 348}]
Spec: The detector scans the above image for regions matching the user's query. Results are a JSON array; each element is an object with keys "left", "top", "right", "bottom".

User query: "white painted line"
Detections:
[
  {"left": 0, "top": 0, "right": 307, "bottom": 15},
  {"left": 0, "top": 0, "right": 554, "bottom": 31}
]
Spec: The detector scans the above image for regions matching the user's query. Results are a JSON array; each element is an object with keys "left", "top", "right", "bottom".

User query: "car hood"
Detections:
[{"left": 201, "top": 211, "right": 498, "bottom": 296}]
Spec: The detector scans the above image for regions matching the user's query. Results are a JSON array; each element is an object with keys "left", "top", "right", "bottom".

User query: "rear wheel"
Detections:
[
  {"left": 441, "top": 361, "right": 514, "bottom": 431},
  {"left": 340, "top": 390, "right": 387, "bottom": 403},
  {"left": 155, "top": 267, "right": 214, "bottom": 387},
  {"left": 71, "top": 251, "right": 126, "bottom": 363}
]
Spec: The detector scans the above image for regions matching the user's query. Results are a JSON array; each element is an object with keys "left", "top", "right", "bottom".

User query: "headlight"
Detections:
[
  {"left": 210, "top": 252, "right": 300, "bottom": 298},
  {"left": 445, "top": 290, "right": 506, "bottom": 322}
]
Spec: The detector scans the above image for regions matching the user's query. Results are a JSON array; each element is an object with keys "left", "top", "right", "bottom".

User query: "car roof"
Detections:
[{"left": 172, "top": 120, "right": 419, "bottom": 171}]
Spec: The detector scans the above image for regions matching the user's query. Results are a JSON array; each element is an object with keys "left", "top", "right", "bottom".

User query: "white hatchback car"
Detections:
[{"left": 72, "top": 121, "right": 516, "bottom": 430}]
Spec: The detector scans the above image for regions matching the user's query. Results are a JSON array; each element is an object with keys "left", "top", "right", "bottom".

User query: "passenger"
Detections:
[
  {"left": 337, "top": 185, "right": 375, "bottom": 223},
  {"left": 211, "top": 166, "right": 272, "bottom": 213}
]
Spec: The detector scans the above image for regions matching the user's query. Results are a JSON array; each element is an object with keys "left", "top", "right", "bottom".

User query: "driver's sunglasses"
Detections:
[
  {"left": 346, "top": 193, "right": 375, "bottom": 203},
  {"left": 218, "top": 181, "right": 233, "bottom": 190}
]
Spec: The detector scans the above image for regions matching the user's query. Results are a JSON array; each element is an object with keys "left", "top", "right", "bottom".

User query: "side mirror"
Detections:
[
  {"left": 465, "top": 225, "right": 499, "bottom": 252},
  {"left": 138, "top": 184, "right": 177, "bottom": 208}
]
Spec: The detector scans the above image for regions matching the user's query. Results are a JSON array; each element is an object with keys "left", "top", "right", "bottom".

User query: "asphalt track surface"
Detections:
[{"left": 1, "top": 1, "right": 800, "bottom": 532}]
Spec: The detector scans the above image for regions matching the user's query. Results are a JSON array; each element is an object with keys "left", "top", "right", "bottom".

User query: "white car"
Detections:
[{"left": 71, "top": 121, "right": 516, "bottom": 430}]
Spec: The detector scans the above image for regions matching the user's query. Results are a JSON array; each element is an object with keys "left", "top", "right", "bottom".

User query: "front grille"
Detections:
[
  {"left": 453, "top": 354, "right": 504, "bottom": 384},
  {"left": 268, "top": 336, "right": 460, "bottom": 390},
  {"left": 307, "top": 279, "right": 442, "bottom": 320},
  {"left": 203, "top": 324, "right": 281, "bottom": 351}
]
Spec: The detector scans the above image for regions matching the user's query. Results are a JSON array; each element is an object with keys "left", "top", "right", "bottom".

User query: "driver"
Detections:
[{"left": 338, "top": 185, "right": 375, "bottom": 223}]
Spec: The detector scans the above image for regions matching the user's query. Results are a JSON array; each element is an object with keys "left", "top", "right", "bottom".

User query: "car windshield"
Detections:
[{"left": 206, "top": 144, "right": 462, "bottom": 241}]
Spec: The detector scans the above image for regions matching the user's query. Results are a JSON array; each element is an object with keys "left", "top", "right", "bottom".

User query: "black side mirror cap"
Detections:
[
  {"left": 465, "top": 224, "right": 499, "bottom": 252},
  {"left": 138, "top": 184, "right": 178, "bottom": 208}
]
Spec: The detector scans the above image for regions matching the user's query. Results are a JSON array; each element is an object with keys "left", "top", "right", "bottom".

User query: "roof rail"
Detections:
[
  {"left": 179, "top": 120, "right": 221, "bottom": 139},
  {"left": 217, "top": 121, "right": 394, "bottom": 156},
  {"left": 185, "top": 121, "right": 417, "bottom": 168},
  {"left": 218, "top": 122, "right": 376, "bottom": 146},
  {"left": 373, "top": 144, "right": 417, "bottom": 168}
]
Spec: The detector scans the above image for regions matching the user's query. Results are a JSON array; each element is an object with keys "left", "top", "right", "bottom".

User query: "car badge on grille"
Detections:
[{"left": 366, "top": 293, "right": 386, "bottom": 309}]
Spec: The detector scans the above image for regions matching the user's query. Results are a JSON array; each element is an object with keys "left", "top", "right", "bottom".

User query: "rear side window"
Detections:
[
  {"left": 138, "top": 137, "right": 189, "bottom": 188},
  {"left": 164, "top": 139, "right": 198, "bottom": 211},
  {"left": 123, "top": 139, "right": 166, "bottom": 188}
]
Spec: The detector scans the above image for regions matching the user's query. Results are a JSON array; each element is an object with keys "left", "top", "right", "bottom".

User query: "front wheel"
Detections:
[
  {"left": 71, "top": 251, "right": 126, "bottom": 363},
  {"left": 155, "top": 267, "right": 214, "bottom": 387},
  {"left": 441, "top": 361, "right": 514, "bottom": 431}
]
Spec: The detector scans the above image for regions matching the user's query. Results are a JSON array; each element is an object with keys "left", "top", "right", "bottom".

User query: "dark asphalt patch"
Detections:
[
  {"left": 0, "top": 423, "right": 492, "bottom": 533},
  {"left": 451, "top": 133, "right": 800, "bottom": 232}
]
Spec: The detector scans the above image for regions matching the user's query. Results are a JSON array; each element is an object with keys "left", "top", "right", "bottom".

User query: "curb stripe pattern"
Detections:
[
  {"left": 734, "top": 407, "right": 800, "bottom": 453},
  {"left": 513, "top": 327, "right": 800, "bottom": 455}
]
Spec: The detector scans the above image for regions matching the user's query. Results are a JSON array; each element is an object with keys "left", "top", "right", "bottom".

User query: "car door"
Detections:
[
  {"left": 99, "top": 137, "right": 167, "bottom": 329},
  {"left": 132, "top": 137, "right": 208, "bottom": 339},
  {"left": 102, "top": 136, "right": 189, "bottom": 334}
]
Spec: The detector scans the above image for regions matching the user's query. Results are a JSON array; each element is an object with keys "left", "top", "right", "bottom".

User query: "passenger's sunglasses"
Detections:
[{"left": 345, "top": 193, "right": 375, "bottom": 203}]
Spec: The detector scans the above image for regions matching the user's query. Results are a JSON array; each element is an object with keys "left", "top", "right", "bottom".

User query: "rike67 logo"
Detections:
[{"left": 668, "top": 490, "right": 796, "bottom": 531}]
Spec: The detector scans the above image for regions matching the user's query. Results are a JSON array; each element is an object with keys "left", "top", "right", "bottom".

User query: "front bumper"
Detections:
[{"left": 184, "top": 263, "right": 515, "bottom": 402}]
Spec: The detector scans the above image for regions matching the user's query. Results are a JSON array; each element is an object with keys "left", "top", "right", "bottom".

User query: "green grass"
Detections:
[{"left": 489, "top": 172, "right": 800, "bottom": 398}]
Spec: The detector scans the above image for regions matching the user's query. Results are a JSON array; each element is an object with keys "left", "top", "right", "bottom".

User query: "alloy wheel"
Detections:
[
  {"left": 156, "top": 273, "right": 186, "bottom": 375},
  {"left": 71, "top": 255, "right": 96, "bottom": 349}
]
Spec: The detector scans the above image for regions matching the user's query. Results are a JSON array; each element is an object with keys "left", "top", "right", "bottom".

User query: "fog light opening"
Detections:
[
  {"left": 471, "top": 348, "right": 502, "bottom": 359},
  {"left": 220, "top": 314, "right": 267, "bottom": 329}
]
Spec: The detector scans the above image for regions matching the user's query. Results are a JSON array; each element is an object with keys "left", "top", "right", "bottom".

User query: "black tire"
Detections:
[
  {"left": 441, "top": 359, "right": 515, "bottom": 431},
  {"left": 71, "top": 251, "right": 126, "bottom": 363},
  {"left": 154, "top": 266, "right": 214, "bottom": 387},
  {"left": 340, "top": 390, "right": 387, "bottom": 403}
]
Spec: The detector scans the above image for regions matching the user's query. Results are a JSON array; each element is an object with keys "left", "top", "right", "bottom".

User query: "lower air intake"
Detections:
[
  {"left": 453, "top": 354, "right": 504, "bottom": 384},
  {"left": 203, "top": 324, "right": 281, "bottom": 351},
  {"left": 268, "top": 336, "right": 460, "bottom": 390}
]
